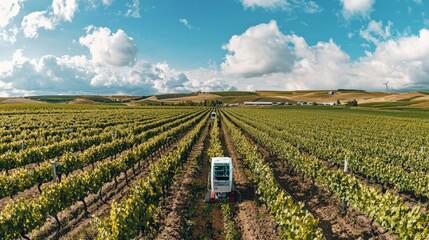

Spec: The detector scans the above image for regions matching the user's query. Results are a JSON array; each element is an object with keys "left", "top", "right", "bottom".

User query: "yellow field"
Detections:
[
  {"left": 162, "top": 93, "right": 221, "bottom": 102},
  {"left": 0, "top": 98, "right": 46, "bottom": 104},
  {"left": 68, "top": 98, "right": 100, "bottom": 105}
]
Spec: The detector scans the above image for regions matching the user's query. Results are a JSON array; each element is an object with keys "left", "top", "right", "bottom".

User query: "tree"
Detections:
[{"left": 346, "top": 99, "right": 358, "bottom": 106}]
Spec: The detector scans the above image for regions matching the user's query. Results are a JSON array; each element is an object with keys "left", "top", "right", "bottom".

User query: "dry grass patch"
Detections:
[
  {"left": 162, "top": 93, "right": 221, "bottom": 102},
  {"left": 0, "top": 98, "right": 46, "bottom": 104},
  {"left": 68, "top": 98, "right": 99, "bottom": 105}
]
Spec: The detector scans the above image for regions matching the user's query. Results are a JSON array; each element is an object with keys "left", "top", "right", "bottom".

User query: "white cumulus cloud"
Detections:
[
  {"left": 21, "top": 0, "right": 79, "bottom": 38},
  {"left": 358, "top": 29, "right": 429, "bottom": 89},
  {"left": 0, "top": 50, "right": 235, "bottom": 96},
  {"left": 221, "top": 20, "right": 295, "bottom": 78},
  {"left": 21, "top": 11, "right": 56, "bottom": 38},
  {"left": 340, "top": 0, "right": 375, "bottom": 19},
  {"left": 0, "top": 27, "right": 235, "bottom": 96},
  {"left": 184, "top": 67, "right": 237, "bottom": 92},
  {"left": 79, "top": 26, "right": 138, "bottom": 67},
  {"left": 360, "top": 20, "right": 392, "bottom": 44},
  {"left": 0, "top": 0, "right": 23, "bottom": 28},
  {"left": 240, "top": 0, "right": 288, "bottom": 10},
  {"left": 222, "top": 20, "right": 429, "bottom": 91},
  {"left": 0, "top": 0, "right": 22, "bottom": 43},
  {"left": 0, "top": 26, "right": 18, "bottom": 43},
  {"left": 52, "top": 0, "right": 78, "bottom": 22}
]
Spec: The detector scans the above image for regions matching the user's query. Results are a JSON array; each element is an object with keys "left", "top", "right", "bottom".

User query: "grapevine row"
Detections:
[
  {"left": 227, "top": 109, "right": 429, "bottom": 202},
  {"left": 223, "top": 109, "right": 429, "bottom": 239},
  {"left": 0, "top": 113, "right": 161, "bottom": 154},
  {"left": 0, "top": 110, "right": 198, "bottom": 171},
  {"left": 230, "top": 108, "right": 429, "bottom": 173},
  {"left": 221, "top": 112, "right": 323, "bottom": 239},
  {"left": 0, "top": 109, "right": 151, "bottom": 140},
  {"left": 0, "top": 110, "right": 205, "bottom": 199},
  {"left": 0, "top": 111, "right": 207, "bottom": 239},
  {"left": 207, "top": 116, "right": 240, "bottom": 240},
  {"left": 95, "top": 113, "right": 208, "bottom": 239}
]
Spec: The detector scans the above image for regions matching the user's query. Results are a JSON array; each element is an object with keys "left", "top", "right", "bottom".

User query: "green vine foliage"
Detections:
[
  {"left": 96, "top": 114, "right": 208, "bottom": 239},
  {"left": 221, "top": 112, "right": 323, "bottom": 240},
  {"left": 0, "top": 110, "right": 203, "bottom": 198},
  {"left": 0, "top": 111, "right": 207, "bottom": 240},
  {"left": 223, "top": 109, "right": 429, "bottom": 239}
]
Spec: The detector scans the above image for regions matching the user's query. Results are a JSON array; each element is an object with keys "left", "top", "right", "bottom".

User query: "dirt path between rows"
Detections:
[
  {"left": 152, "top": 120, "right": 209, "bottom": 240},
  {"left": 186, "top": 121, "right": 225, "bottom": 240},
  {"left": 219, "top": 116, "right": 281, "bottom": 240}
]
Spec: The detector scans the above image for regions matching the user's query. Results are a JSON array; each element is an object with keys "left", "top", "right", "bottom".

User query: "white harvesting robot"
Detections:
[{"left": 205, "top": 157, "right": 241, "bottom": 203}]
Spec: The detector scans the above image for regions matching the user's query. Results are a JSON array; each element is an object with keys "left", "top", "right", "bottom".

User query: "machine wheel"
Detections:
[
  {"left": 204, "top": 191, "right": 211, "bottom": 203},
  {"left": 232, "top": 190, "right": 241, "bottom": 203}
]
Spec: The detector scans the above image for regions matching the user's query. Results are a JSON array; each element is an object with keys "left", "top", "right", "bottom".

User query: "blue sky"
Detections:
[{"left": 0, "top": 0, "right": 429, "bottom": 96}]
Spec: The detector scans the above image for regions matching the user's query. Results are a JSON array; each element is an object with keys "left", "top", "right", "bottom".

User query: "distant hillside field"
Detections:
[
  {"left": 211, "top": 91, "right": 258, "bottom": 96},
  {"left": 0, "top": 98, "right": 46, "bottom": 104},
  {"left": 27, "top": 95, "right": 139, "bottom": 104},
  {"left": 156, "top": 93, "right": 199, "bottom": 100},
  {"left": 162, "top": 93, "right": 221, "bottom": 102},
  {"left": 68, "top": 98, "right": 100, "bottom": 105},
  {"left": 3, "top": 90, "right": 429, "bottom": 109},
  {"left": 27, "top": 96, "right": 76, "bottom": 103}
]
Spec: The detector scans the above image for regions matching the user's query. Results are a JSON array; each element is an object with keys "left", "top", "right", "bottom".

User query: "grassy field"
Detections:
[
  {"left": 27, "top": 95, "right": 143, "bottom": 104},
  {"left": 27, "top": 95, "right": 76, "bottom": 103},
  {"left": 220, "top": 96, "right": 261, "bottom": 103},
  {"left": 211, "top": 91, "right": 258, "bottom": 96},
  {"left": 257, "top": 90, "right": 328, "bottom": 96},
  {"left": 156, "top": 93, "right": 199, "bottom": 100},
  {"left": 360, "top": 101, "right": 424, "bottom": 109}
]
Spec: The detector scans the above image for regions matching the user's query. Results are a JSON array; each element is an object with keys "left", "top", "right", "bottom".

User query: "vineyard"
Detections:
[{"left": 0, "top": 104, "right": 428, "bottom": 239}]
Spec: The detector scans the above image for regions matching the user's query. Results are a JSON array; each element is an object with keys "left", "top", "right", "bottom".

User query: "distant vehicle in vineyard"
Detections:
[
  {"left": 211, "top": 112, "right": 217, "bottom": 119},
  {"left": 205, "top": 157, "right": 241, "bottom": 203}
]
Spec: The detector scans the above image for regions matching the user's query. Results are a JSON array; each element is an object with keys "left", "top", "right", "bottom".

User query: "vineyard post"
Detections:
[
  {"left": 344, "top": 156, "right": 349, "bottom": 173},
  {"left": 20, "top": 141, "right": 24, "bottom": 150},
  {"left": 51, "top": 160, "right": 58, "bottom": 182},
  {"left": 111, "top": 133, "right": 116, "bottom": 160},
  {"left": 343, "top": 156, "right": 349, "bottom": 215},
  {"left": 421, "top": 146, "right": 425, "bottom": 154}
]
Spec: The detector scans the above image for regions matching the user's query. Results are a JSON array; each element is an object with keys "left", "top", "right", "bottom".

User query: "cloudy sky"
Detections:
[{"left": 0, "top": 0, "right": 428, "bottom": 96}]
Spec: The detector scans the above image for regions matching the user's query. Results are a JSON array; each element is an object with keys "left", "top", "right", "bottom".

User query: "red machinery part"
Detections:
[{"left": 210, "top": 191, "right": 216, "bottom": 202}]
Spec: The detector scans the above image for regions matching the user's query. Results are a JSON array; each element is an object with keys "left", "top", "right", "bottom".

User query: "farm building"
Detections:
[
  {"left": 317, "top": 102, "right": 338, "bottom": 106},
  {"left": 297, "top": 101, "right": 314, "bottom": 105},
  {"left": 224, "top": 103, "right": 239, "bottom": 107},
  {"left": 243, "top": 101, "right": 289, "bottom": 105},
  {"left": 243, "top": 102, "right": 274, "bottom": 105}
]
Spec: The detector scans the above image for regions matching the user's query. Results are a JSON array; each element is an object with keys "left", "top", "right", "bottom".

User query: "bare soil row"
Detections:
[{"left": 150, "top": 117, "right": 283, "bottom": 240}]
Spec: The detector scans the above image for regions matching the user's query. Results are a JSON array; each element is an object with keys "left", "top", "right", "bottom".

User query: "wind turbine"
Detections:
[{"left": 383, "top": 81, "right": 389, "bottom": 93}]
